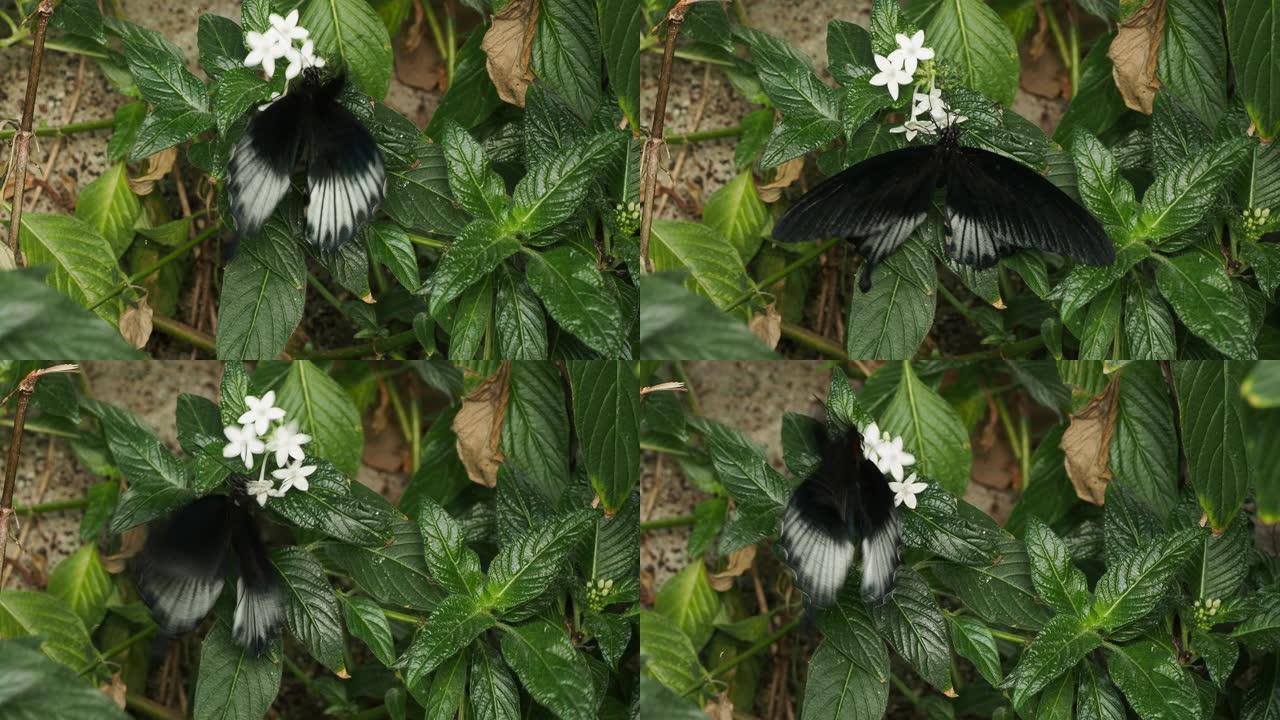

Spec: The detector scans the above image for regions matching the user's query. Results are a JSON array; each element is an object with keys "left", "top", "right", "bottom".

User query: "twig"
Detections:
[
  {"left": 0, "top": 116, "right": 113, "bottom": 141},
  {"left": 0, "top": 363, "right": 79, "bottom": 588},
  {"left": 638, "top": 0, "right": 692, "bottom": 273},
  {"left": 4, "top": 0, "right": 56, "bottom": 259}
]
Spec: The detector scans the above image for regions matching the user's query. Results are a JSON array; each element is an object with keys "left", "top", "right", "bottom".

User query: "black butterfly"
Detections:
[
  {"left": 778, "top": 423, "right": 900, "bottom": 606},
  {"left": 134, "top": 491, "right": 283, "bottom": 654},
  {"left": 772, "top": 123, "right": 1115, "bottom": 292},
  {"left": 227, "top": 69, "right": 385, "bottom": 251}
]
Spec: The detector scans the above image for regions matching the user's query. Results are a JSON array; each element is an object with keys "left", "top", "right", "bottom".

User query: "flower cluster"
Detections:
[
  {"left": 243, "top": 10, "right": 325, "bottom": 81},
  {"left": 222, "top": 390, "right": 316, "bottom": 506},
  {"left": 613, "top": 201, "right": 642, "bottom": 236},
  {"left": 869, "top": 30, "right": 966, "bottom": 142},
  {"left": 584, "top": 577, "right": 616, "bottom": 612},
  {"left": 1192, "top": 597, "right": 1223, "bottom": 629},
  {"left": 1242, "top": 207, "right": 1274, "bottom": 240},
  {"left": 862, "top": 422, "right": 928, "bottom": 509}
]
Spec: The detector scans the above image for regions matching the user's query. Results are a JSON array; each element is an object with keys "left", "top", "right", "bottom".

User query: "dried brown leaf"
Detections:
[
  {"left": 1060, "top": 379, "right": 1120, "bottom": 505},
  {"left": 452, "top": 363, "right": 511, "bottom": 487},
  {"left": 99, "top": 674, "right": 127, "bottom": 709},
  {"left": 756, "top": 157, "right": 804, "bottom": 203},
  {"left": 101, "top": 525, "right": 145, "bottom": 573},
  {"left": 1108, "top": 0, "right": 1164, "bottom": 114},
  {"left": 119, "top": 298, "right": 153, "bottom": 349},
  {"left": 481, "top": 0, "right": 539, "bottom": 107},
  {"left": 708, "top": 545, "right": 756, "bottom": 591},
  {"left": 127, "top": 147, "right": 177, "bottom": 195},
  {"left": 749, "top": 303, "right": 782, "bottom": 350}
]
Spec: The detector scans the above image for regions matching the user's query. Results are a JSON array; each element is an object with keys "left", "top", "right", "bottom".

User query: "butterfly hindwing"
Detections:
[
  {"left": 135, "top": 495, "right": 234, "bottom": 635},
  {"left": 944, "top": 146, "right": 1114, "bottom": 268},
  {"left": 229, "top": 504, "right": 285, "bottom": 655},
  {"left": 305, "top": 97, "right": 386, "bottom": 250},
  {"left": 772, "top": 145, "right": 943, "bottom": 290},
  {"left": 227, "top": 93, "right": 306, "bottom": 238}
]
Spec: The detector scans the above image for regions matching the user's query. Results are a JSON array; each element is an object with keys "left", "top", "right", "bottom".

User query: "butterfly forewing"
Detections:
[
  {"left": 227, "top": 94, "right": 306, "bottom": 238},
  {"left": 944, "top": 146, "right": 1114, "bottom": 268},
  {"left": 305, "top": 101, "right": 386, "bottom": 251}
]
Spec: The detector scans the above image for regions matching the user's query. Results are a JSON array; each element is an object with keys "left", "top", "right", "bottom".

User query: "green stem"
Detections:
[
  {"left": 937, "top": 283, "right": 977, "bottom": 324},
  {"left": 640, "top": 514, "right": 694, "bottom": 531},
  {"left": 406, "top": 233, "right": 449, "bottom": 250},
  {"left": 685, "top": 616, "right": 803, "bottom": 695},
  {"left": 283, "top": 654, "right": 315, "bottom": 693},
  {"left": 946, "top": 336, "right": 1043, "bottom": 361},
  {"left": 408, "top": 386, "right": 421, "bottom": 475},
  {"left": 78, "top": 625, "right": 156, "bottom": 675},
  {"left": 307, "top": 272, "right": 350, "bottom": 319},
  {"left": 125, "top": 695, "right": 183, "bottom": 720},
  {"left": 0, "top": 416, "right": 78, "bottom": 438},
  {"left": 639, "top": 440, "right": 691, "bottom": 457},
  {"left": 382, "top": 608, "right": 424, "bottom": 626},
  {"left": 14, "top": 497, "right": 87, "bottom": 515},
  {"left": 1042, "top": 3, "right": 1072, "bottom": 82},
  {"left": 890, "top": 673, "right": 921, "bottom": 705},
  {"left": 89, "top": 222, "right": 222, "bottom": 311},
  {"left": 1067, "top": 12, "right": 1080, "bottom": 99},
  {"left": 151, "top": 315, "right": 216, "bottom": 354},
  {"left": 991, "top": 628, "right": 1030, "bottom": 644},
  {"left": 780, "top": 321, "right": 846, "bottom": 359},
  {"left": 673, "top": 361, "right": 701, "bottom": 415},
  {"left": 39, "top": 38, "right": 107, "bottom": 58},
  {"left": 664, "top": 125, "right": 742, "bottom": 145},
  {"left": 298, "top": 330, "right": 419, "bottom": 360},
  {"left": 0, "top": 116, "right": 113, "bottom": 141},
  {"left": 726, "top": 238, "right": 842, "bottom": 312}
]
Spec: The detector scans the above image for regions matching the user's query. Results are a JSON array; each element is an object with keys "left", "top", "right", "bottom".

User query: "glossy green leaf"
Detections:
[
  {"left": 299, "top": 0, "right": 392, "bottom": 98},
  {"left": 567, "top": 361, "right": 640, "bottom": 512}
]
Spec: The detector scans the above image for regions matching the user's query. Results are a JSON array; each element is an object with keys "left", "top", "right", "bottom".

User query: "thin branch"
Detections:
[
  {"left": 638, "top": 0, "right": 692, "bottom": 273},
  {"left": 0, "top": 116, "right": 113, "bottom": 141},
  {"left": 1, "top": 363, "right": 79, "bottom": 587},
  {"left": 4, "top": 0, "right": 55, "bottom": 260}
]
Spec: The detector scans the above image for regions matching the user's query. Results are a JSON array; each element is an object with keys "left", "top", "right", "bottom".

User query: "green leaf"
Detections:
[
  {"left": 50, "top": 0, "right": 105, "bottom": 42},
  {"left": 813, "top": 593, "right": 888, "bottom": 675},
  {"left": 900, "top": 486, "right": 997, "bottom": 564},
  {"left": 1192, "top": 629, "right": 1239, "bottom": 687},
  {"left": 639, "top": 610, "right": 709, "bottom": 694},
  {"left": 846, "top": 263, "right": 936, "bottom": 360},
  {"left": 1070, "top": 130, "right": 1136, "bottom": 231},
  {"left": 0, "top": 269, "right": 141, "bottom": 359},
  {"left": 526, "top": 246, "right": 624, "bottom": 357},
  {"left": 120, "top": 31, "right": 207, "bottom": 110},
  {"left": 500, "top": 361, "right": 570, "bottom": 501},
  {"left": 499, "top": 619, "right": 596, "bottom": 720},
  {"left": 1174, "top": 361, "right": 1251, "bottom": 530},
  {"left": 599, "top": 0, "right": 640, "bottom": 128},
  {"left": 1122, "top": 274, "right": 1177, "bottom": 360},
  {"left": 531, "top": 0, "right": 601, "bottom": 120},
  {"left": 83, "top": 400, "right": 195, "bottom": 532},
  {"left": 106, "top": 102, "right": 147, "bottom": 163},
  {"left": 192, "top": 620, "right": 282, "bottom": 720},
  {"left": 212, "top": 68, "right": 271, "bottom": 136},
  {"left": 75, "top": 163, "right": 141, "bottom": 258},
  {"left": 197, "top": 14, "right": 246, "bottom": 79},
  {"left": 567, "top": 361, "right": 640, "bottom": 512},
  {"left": 690, "top": 416, "right": 791, "bottom": 509},
  {"left": 469, "top": 641, "right": 520, "bottom": 720},
  {"left": 1244, "top": 362, "right": 1280, "bottom": 407},
  {"left": 1106, "top": 641, "right": 1200, "bottom": 720},
  {"left": 268, "top": 461, "right": 392, "bottom": 546},
  {"left": 649, "top": 219, "right": 748, "bottom": 310},
  {"left": 341, "top": 595, "right": 395, "bottom": 666},
  {"left": 495, "top": 269, "right": 548, "bottom": 359},
  {"left": 19, "top": 212, "right": 121, "bottom": 324},
  {"left": 1088, "top": 527, "right": 1202, "bottom": 631},
  {"left": 364, "top": 221, "right": 420, "bottom": 291},
  {"left": 1049, "top": 242, "right": 1149, "bottom": 321},
  {"left": 1155, "top": 252, "right": 1256, "bottom": 358},
  {"left": 383, "top": 147, "right": 471, "bottom": 237},
  {"left": 1224, "top": 0, "right": 1280, "bottom": 140},
  {"left": 1003, "top": 614, "right": 1101, "bottom": 708},
  {"left": 1136, "top": 139, "right": 1250, "bottom": 241},
  {"left": 1240, "top": 656, "right": 1280, "bottom": 720},
  {"left": 417, "top": 498, "right": 484, "bottom": 598},
  {"left": 1077, "top": 659, "right": 1127, "bottom": 720},
  {"left": 0, "top": 637, "right": 128, "bottom": 719},
  {"left": 417, "top": 645, "right": 467, "bottom": 717},
  {"left": 129, "top": 101, "right": 215, "bottom": 160},
  {"left": 401, "top": 595, "right": 495, "bottom": 683},
  {"left": 1157, "top": 0, "right": 1227, "bottom": 128},
  {"left": 655, "top": 563, "right": 719, "bottom": 651},
  {"left": 425, "top": 28, "right": 502, "bottom": 136},
  {"left": 827, "top": 19, "right": 874, "bottom": 85},
  {"left": 738, "top": 27, "right": 839, "bottom": 120},
  {"left": 582, "top": 491, "right": 640, "bottom": 583},
  {"left": 484, "top": 510, "right": 592, "bottom": 611},
  {"left": 949, "top": 615, "right": 1002, "bottom": 686},
  {"left": 443, "top": 274, "right": 493, "bottom": 360},
  {"left": 0, "top": 592, "right": 97, "bottom": 670},
  {"left": 440, "top": 123, "right": 508, "bottom": 221},
  {"left": 1110, "top": 362, "right": 1178, "bottom": 515},
  {"left": 271, "top": 546, "right": 345, "bottom": 674},
  {"left": 265, "top": 361, "right": 364, "bottom": 476},
  {"left": 873, "top": 566, "right": 952, "bottom": 693},
  {"left": 79, "top": 481, "right": 120, "bottom": 540},
  {"left": 760, "top": 113, "right": 843, "bottom": 169},
  {"left": 878, "top": 361, "right": 972, "bottom": 495},
  {"left": 426, "top": 219, "right": 520, "bottom": 317},
  {"left": 637, "top": 274, "right": 776, "bottom": 359},
  {"left": 1232, "top": 591, "right": 1280, "bottom": 651},
  {"left": 325, "top": 515, "right": 440, "bottom": 609},
  {"left": 1025, "top": 517, "right": 1090, "bottom": 618},
  {"left": 703, "top": 171, "right": 768, "bottom": 263},
  {"left": 510, "top": 131, "right": 624, "bottom": 235},
  {"left": 46, "top": 545, "right": 112, "bottom": 633},
  {"left": 299, "top": 0, "right": 392, "bottom": 99},
  {"left": 801, "top": 640, "right": 890, "bottom": 720},
  {"left": 926, "top": 0, "right": 1020, "bottom": 105},
  {"left": 937, "top": 536, "right": 1051, "bottom": 630},
  {"left": 215, "top": 211, "right": 306, "bottom": 359}
]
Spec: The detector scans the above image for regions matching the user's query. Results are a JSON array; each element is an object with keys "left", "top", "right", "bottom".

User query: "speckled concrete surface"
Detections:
[
  {"left": 1, "top": 361, "right": 412, "bottom": 590},
  {"left": 643, "top": 0, "right": 1067, "bottom": 222}
]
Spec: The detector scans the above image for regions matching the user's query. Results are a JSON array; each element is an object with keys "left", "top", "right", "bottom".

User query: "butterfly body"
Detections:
[
  {"left": 778, "top": 424, "right": 901, "bottom": 606},
  {"left": 773, "top": 124, "right": 1114, "bottom": 292},
  {"left": 227, "top": 70, "right": 385, "bottom": 251}
]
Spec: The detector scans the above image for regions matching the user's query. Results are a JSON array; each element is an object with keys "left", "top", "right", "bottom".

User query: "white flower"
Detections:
[
  {"left": 876, "top": 435, "right": 917, "bottom": 482},
  {"left": 243, "top": 28, "right": 289, "bottom": 78},
  {"left": 299, "top": 39, "right": 325, "bottom": 69},
  {"left": 869, "top": 53, "right": 913, "bottom": 101},
  {"left": 258, "top": 91, "right": 283, "bottom": 112},
  {"left": 269, "top": 10, "right": 310, "bottom": 42},
  {"left": 272, "top": 460, "right": 316, "bottom": 494},
  {"left": 266, "top": 422, "right": 311, "bottom": 467},
  {"left": 862, "top": 422, "right": 885, "bottom": 458},
  {"left": 245, "top": 476, "right": 277, "bottom": 507},
  {"left": 890, "top": 118, "right": 937, "bottom": 142},
  {"left": 912, "top": 87, "right": 947, "bottom": 122},
  {"left": 283, "top": 38, "right": 326, "bottom": 80},
  {"left": 888, "top": 473, "right": 929, "bottom": 509},
  {"left": 238, "top": 391, "right": 286, "bottom": 435},
  {"left": 223, "top": 424, "right": 265, "bottom": 470},
  {"left": 936, "top": 112, "right": 969, "bottom": 129},
  {"left": 890, "top": 30, "right": 935, "bottom": 76}
]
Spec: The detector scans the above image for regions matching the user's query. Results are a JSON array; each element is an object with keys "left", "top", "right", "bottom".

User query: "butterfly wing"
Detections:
[
  {"left": 944, "top": 146, "right": 1114, "bottom": 269},
  {"left": 229, "top": 505, "right": 284, "bottom": 655},
  {"left": 304, "top": 97, "right": 386, "bottom": 250},
  {"left": 134, "top": 495, "right": 233, "bottom": 634},
  {"left": 772, "top": 145, "right": 943, "bottom": 291},
  {"left": 778, "top": 426, "right": 900, "bottom": 606},
  {"left": 227, "top": 94, "right": 306, "bottom": 238}
]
